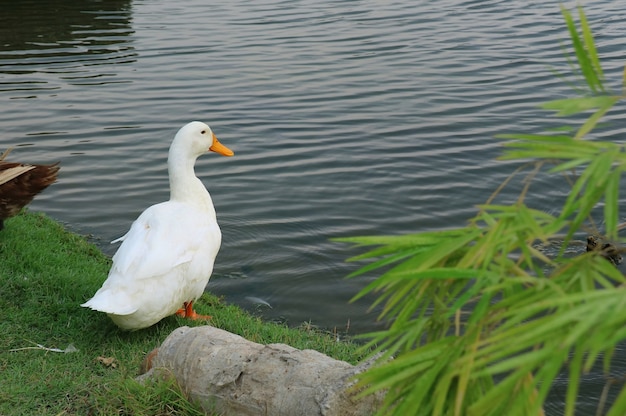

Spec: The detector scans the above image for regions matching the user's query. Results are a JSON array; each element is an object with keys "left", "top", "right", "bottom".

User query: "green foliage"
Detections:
[{"left": 338, "top": 6, "right": 626, "bottom": 416}]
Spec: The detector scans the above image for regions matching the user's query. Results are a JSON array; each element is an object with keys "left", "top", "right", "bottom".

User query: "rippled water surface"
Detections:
[{"left": 2, "top": 1, "right": 626, "bottom": 413}]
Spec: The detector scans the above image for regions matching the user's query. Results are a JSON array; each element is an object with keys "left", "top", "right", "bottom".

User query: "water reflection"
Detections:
[
  {"left": 0, "top": 0, "right": 137, "bottom": 153},
  {"left": 0, "top": 0, "right": 135, "bottom": 83}
]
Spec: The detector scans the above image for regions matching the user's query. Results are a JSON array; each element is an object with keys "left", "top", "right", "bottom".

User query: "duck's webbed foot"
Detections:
[{"left": 175, "top": 300, "right": 211, "bottom": 321}]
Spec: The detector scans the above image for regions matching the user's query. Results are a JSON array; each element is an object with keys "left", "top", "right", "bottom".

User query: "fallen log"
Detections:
[{"left": 138, "top": 326, "right": 383, "bottom": 416}]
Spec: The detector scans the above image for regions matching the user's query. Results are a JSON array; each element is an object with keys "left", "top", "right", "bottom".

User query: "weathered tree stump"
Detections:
[{"left": 138, "top": 326, "right": 382, "bottom": 416}]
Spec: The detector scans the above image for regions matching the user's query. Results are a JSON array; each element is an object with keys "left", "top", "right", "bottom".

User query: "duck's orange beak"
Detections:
[{"left": 209, "top": 132, "right": 234, "bottom": 157}]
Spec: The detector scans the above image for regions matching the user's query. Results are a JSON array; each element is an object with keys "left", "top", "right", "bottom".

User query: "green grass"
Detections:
[{"left": 0, "top": 211, "right": 366, "bottom": 415}]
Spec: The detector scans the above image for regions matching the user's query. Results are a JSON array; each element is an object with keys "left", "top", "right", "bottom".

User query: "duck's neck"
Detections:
[{"left": 167, "top": 145, "right": 216, "bottom": 216}]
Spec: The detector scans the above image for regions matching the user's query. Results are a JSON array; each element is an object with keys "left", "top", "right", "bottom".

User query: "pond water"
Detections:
[{"left": 2, "top": 0, "right": 626, "bottom": 413}]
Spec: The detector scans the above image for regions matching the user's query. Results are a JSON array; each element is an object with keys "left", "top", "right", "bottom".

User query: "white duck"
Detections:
[{"left": 82, "top": 121, "right": 234, "bottom": 330}]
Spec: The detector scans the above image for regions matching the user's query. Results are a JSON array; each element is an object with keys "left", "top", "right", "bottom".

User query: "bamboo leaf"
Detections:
[
  {"left": 604, "top": 168, "right": 620, "bottom": 239},
  {"left": 607, "top": 387, "right": 626, "bottom": 416},
  {"left": 574, "top": 99, "right": 618, "bottom": 140},
  {"left": 541, "top": 96, "right": 615, "bottom": 116},
  {"left": 497, "top": 133, "right": 573, "bottom": 142},
  {"left": 561, "top": 5, "right": 602, "bottom": 92},
  {"left": 534, "top": 348, "right": 572, "bottom": 410},
  {"left": 565, "top": 348, "right": 583, "bottom": 416},
  {"left": 548, "top": 157, "right": 592, "bottom": 173},
  {"left": 578, "top": 6, "right": 604, "bottom": 88},
  {"left": 345, "top": 248, "right": 420, "bottom": 278},
  {"left": 469, "top": 365, "right": 535, "bottom": 415},
  {"left": 479, "top": 348, "right": 555, "bottom": 377}
]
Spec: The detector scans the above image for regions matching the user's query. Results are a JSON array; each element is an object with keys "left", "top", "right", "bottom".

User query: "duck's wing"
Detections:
[{"left": 110, "top": 202, "right": 218, "bottom": 280}]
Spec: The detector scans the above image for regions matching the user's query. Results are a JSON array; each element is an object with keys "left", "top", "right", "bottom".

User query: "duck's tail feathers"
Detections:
[{"left": 81, "top": 290, "right": 138, "bottom": 315}]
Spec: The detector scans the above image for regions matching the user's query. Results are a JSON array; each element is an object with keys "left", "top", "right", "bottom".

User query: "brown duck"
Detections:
[
  {"left": 586, "top": 235, "right": 623, "bottom": 266},
  {"left": 0, "top": 149, "right": 59, "bottom": 230}
]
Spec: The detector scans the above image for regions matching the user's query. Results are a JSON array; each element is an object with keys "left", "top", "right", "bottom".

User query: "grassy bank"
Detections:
[{"left": 0, "top": 211, "right": 366, "bottom": 415}]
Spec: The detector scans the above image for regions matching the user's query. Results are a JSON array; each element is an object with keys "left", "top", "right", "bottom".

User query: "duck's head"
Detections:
[{"left": 175, "top": 121, "right": 234, "bottom": 158}]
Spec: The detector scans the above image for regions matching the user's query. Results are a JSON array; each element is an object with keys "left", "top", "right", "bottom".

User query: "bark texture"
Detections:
[{"left": 138, "top": 326, "right": 382, "bottom": 416}]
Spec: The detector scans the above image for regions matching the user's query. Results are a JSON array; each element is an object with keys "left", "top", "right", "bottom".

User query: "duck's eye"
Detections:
[{"left": 200, "top": 130, "right": 207, "bottom": 135}]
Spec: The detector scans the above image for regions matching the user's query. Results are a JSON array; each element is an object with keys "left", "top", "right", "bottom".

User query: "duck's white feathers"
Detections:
[
  {"left": 82, "top": 201, "right": 221, "bottom": 329},
  {"left": 112, "top": 202, "right": 219, "bottom": 278}
]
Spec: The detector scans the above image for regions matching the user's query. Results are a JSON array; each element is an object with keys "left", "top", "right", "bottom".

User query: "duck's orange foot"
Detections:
[{"left": 175, "top": 301, "right": 212, "bottom": 321}]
